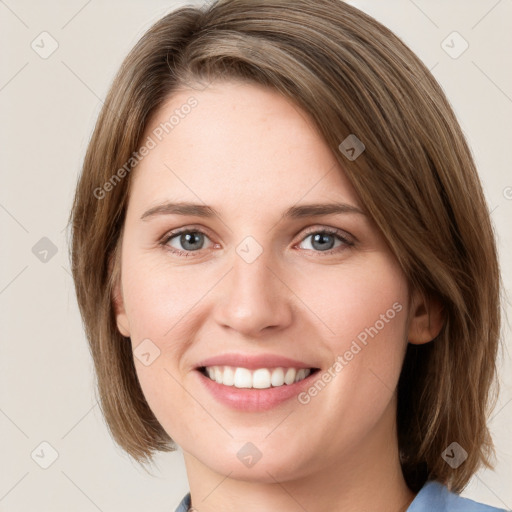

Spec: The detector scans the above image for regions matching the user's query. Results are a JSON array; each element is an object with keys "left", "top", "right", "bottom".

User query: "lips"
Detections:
[
  {"left": 195, "top": 364, "right": 320, "bottom": 411},
  {"left": 192, "top": 352, "right": 322, "bottom": 411},
  {"left": 195, "top": 352, "right": 320, "bottom": 371}
]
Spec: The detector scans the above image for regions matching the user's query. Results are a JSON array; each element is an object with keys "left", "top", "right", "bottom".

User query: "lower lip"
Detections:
[{"left": 195, "top": 369, "right": 318, "bottom": 411}]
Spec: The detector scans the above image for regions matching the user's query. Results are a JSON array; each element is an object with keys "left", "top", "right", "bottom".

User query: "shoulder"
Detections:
[
  {"left": 173, "top": 492, "right": 191, "bottom": 512},
  {"left": 408, "top": 481, "right": 509, "bottom": 512}
]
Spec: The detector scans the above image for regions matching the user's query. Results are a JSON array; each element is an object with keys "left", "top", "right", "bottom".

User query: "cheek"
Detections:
[
  {"left": 293, "top": 255, "right": 408, "bottom": 349},
  {"left": 121, "top": 250, "right": 209, "bottom": 343},
  {"left": 296, "top": 257, "right": 409, "bottom": 436},
  {"left": 119, "top": 254, "right": 207, "bottom": 432}
]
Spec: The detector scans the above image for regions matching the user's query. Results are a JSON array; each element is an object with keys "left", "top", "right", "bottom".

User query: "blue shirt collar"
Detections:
[{"left": 174, "top": 480, "right": 507, "bottom": 511}]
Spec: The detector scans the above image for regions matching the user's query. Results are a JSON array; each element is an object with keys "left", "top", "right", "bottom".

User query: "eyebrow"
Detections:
[{"left": 140, "top": 201, "right": 366, "bottom": 221}]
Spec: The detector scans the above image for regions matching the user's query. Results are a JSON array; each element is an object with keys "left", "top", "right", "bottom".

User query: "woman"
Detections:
[{"left": 68, "top": 0, "right": 506, "bottom": 510}]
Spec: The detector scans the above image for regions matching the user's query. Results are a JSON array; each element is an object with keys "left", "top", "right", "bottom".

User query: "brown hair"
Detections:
[{"left": 68, "top": 0, "right": 501, "bottom": 492}]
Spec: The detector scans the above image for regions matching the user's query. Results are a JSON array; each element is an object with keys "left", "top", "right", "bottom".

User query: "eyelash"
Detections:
[{"left": 158, "top": 226, "right": 355, "bottom": 258}]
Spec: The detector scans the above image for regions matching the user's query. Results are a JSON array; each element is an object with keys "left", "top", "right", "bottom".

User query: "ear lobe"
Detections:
[
  {"left": 408, "top": 290, "right": 444, "bottom": 345},
  {"left": 109, "top": 251, "right": 131, "bottom": 338}
]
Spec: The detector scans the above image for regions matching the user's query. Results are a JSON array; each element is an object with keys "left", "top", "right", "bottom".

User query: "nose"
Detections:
[{"left": 213, "top": 248, "right": 294, "bottom": 337}]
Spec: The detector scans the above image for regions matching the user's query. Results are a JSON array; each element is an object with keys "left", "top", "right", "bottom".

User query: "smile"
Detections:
[{"left": 199, "top": 365, "right": 318, "bottom": 389}]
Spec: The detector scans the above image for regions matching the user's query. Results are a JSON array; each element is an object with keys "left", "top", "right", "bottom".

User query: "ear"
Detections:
[
  {"left": 109, "top": 251, "right": 131, "bottom": 338},
  {"left": 407, "top": 289, "right": 444, "bottom": 345}
]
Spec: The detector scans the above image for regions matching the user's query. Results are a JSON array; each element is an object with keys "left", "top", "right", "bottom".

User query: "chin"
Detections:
[{"left": 196, "top": 446, "right": 313, "bottom": 483}]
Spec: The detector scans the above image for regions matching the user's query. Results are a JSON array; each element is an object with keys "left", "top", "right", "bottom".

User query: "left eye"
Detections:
[{"left": 298, "top": 230, "right": 351, "bottom": 253}]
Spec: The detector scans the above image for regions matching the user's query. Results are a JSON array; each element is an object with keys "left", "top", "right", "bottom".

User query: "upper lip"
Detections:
[{"left": 195, "top": 353, "right": 319, "bottom": 370}]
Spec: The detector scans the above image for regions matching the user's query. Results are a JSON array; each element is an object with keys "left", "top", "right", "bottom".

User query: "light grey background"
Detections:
[{"left": 1, "top": 0, "right": 511, "bottom": 511}]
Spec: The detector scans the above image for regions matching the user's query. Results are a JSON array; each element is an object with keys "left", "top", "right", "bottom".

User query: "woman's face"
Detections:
[{"left": 114, "top": 80, "right": 415, "bottom": 482}]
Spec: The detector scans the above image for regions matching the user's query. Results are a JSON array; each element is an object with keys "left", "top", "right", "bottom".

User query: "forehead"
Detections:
[{"left": 128, "top": 80, "right": 361, "bottom": 216}]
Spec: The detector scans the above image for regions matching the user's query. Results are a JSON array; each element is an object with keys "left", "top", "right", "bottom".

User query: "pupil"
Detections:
[
  {"left": 182, "top": 232, "right": 203, "bottom": 251},
  {"left": 312, "top": 233, "right": 334, "bottom": 251}
]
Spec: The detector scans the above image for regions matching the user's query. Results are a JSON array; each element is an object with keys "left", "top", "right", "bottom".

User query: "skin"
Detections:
[{"left": 113, "top": 80, "right": 443, "bottom": 512}]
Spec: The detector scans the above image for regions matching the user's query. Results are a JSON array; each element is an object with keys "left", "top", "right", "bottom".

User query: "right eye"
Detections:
[{"left": 160, "top": 229, "right": 215, "bottom": 256}]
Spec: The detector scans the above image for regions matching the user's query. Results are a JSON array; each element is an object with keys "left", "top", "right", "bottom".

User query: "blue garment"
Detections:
[
  {"left": 173, "top": 480, "right": 509, "bottom": 511},
  {"left": 408, "top": 481, "right": 508, "bottom": 511}
]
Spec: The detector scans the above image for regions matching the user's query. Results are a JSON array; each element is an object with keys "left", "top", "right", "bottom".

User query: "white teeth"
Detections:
[
  {"left": 295, "top": 368, "right": 307, "bottom": 382},
  {"left": 222, "top": 366, "right": 235, "bottom": 386},
  {"left": 271, "top": 367, "right": 285, "bottom": 387},
  {"left": 252, "top": 369, "right": 271, "bottom": 389},
  {"left": 202, "top": 366, "right": 312, "bottom": 389},
  {"left": 234, "top": 367, "right": 252, "bottom": 388},
  {"left": 284, "top": 368, "right": 296, "bottom": 385}
]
